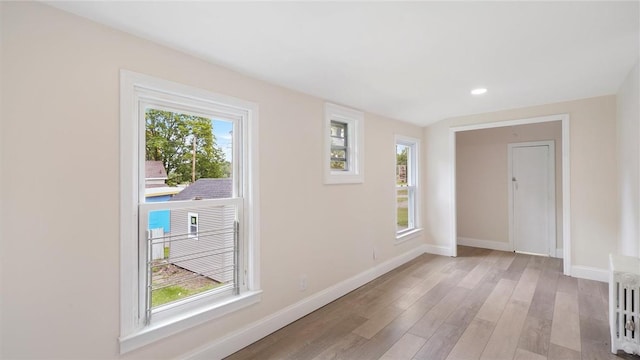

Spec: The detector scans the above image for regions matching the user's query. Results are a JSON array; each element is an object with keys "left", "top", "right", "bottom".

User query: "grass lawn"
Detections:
[
  {"left": 152, "top": 283, "right": 217, "bottom": 307},
  {"left": 151, "top": 256, "right": 225, "bottom": 308}
]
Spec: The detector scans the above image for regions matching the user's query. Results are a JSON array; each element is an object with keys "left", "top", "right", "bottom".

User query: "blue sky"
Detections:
[{"left": 212, "top": 119, "right": 233, "bottom": 161}]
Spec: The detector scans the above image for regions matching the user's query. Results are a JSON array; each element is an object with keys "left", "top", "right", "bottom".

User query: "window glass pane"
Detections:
[
  {"left": 330, "top": 160, "right": 347, "bottom": 170},
  {"left": 331, "top": 137, "right": 346, "bottom": 147},
  {"left": 149, "top": 205, "right": 235, "bottom": 309},
  {"left": 143, "top": 108, "right": 237, "bottom": 310},
  {"left": 144, "top": 109, "right": 233, "bottom": 203},
  {"left": 397, "top": 140, "right": 417, "bottom": 234},
  {"left": 330, "top": 122, "right": 346, "bottom": 138},
  {"left": 331, "top": 149, "right": 346, "bottom": 160},
  {"left": 397, "top": 188, "right": 409, "bottom": 231},
  {"left": 396, "top": 144, "right": 409, "bottom": 185},
  {"left": 330, "top": 121, "right": 348, "bottom": 171}
]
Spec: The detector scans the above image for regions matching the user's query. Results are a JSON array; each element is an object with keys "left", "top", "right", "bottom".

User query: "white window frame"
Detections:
[
  {"left": 395, "top": 135, "right": 421, "bottom": 242},
  {"left": 119, "top": 70, "right": 261, "bottom": 354},
  {"left": 324, "top": 103, "right": 364, "bottom": 184},
  {"left": 187, "top": 212, "right": 199, "bottom": 239}
]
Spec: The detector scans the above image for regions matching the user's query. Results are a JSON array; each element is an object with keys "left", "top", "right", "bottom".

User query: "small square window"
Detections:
[{"left": 324, "top": 103, "right": 364, "bottom": 184}]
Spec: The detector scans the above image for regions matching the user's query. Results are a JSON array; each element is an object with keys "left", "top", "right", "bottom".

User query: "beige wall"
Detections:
[
  {"left": 456, "top": 122, "right": 562, "bottom": 250},
  {"left": 425, "top": 95, "right": 618, "bottom": 270},
  {"left": 0, "top": 2, "right": 424, "bottom": 359},
  {"left": 617, "top": 61, "right": 640, "bottom": 257}
]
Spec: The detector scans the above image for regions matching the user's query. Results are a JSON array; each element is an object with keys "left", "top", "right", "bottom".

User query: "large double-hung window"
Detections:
[
  {"left": 119, "top": 71, "right": 260, "bottom": 353},
  {"left": 396, "top": 135, "right": 420, "bottom": 240}
]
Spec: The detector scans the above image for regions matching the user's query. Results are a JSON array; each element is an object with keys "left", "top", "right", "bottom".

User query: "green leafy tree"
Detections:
[
  {"left": 396, "top": 147, "right": 407, "bottom": 166},
  {"left": 396, "top": 146, "right": 408, "bottom": 185},
  {"left": 145, "top": 109, "right": 226, "bottom": 185}
]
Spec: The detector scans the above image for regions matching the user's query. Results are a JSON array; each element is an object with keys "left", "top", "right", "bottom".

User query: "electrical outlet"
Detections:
[
  {"left": 299, "top": 274, "right": 307, "bottom": 291},
  {"left": 373, "top": 246, "right": 378, "bottom": 260}
]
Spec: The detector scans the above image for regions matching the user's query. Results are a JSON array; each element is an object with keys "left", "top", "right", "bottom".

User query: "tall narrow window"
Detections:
[
  {"left": 120, "top": 71, "right": 260, "bottom": 353},
  {"left": 324, "top": 103, "right": 364, "bottom": 184},
  {"left": 396, "top": 136, "right": 420, "bottom": 239}
]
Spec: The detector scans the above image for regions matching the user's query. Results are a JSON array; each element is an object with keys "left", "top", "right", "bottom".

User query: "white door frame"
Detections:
[
  {"left": 507, "top": 141, "right": 556, "bottom": 257},
  {"left": 449, "top": 114, "right": 571, "bottom": 276}
]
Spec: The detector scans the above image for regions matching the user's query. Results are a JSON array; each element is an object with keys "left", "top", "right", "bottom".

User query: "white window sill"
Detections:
[
  {"left": 119, "top": 290, "right": 262, "bottom": 354},
  {"left": 324, "top": 171, "right": 364, "bottom": 185},
  {"left": 395, "top": 228, "right": 423, "bottom": 244}
]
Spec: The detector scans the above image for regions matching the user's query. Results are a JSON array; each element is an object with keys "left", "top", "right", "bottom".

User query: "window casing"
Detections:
[
  {"left": 324, "top": 103, "right": 364, "bottom": 184},
  {"left": 396, "top": 135, "right": 421, "bottom": 240},
  {"left": 119, "top": 71, "right": 261, "bottom": 353},
  {"left": 187, "top": 212, "right": 199, "bottom": 239}
]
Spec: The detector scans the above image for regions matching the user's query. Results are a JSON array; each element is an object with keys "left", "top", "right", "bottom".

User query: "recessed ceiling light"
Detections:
[{"left": 471, "top": 88, "right": 487, "bottom": 95}]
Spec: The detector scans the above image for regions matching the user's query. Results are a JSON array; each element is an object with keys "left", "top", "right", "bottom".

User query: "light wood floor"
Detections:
[{"left": 226, "top": 246, "right": 634, "bottom": 360}]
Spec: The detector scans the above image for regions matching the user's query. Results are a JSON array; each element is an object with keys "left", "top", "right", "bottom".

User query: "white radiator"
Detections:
[{"left": 610, "top": 254, "right": 640, "bottom": 355}]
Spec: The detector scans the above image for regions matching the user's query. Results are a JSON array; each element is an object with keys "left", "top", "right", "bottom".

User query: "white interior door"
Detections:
[{"left": 509, "top": 141, "right": 555, "bottom": 256}]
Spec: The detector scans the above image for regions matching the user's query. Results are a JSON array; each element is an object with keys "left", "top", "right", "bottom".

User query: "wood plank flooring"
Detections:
[{"left": 226, "top": 246, "right": 635, "bottom": 360}]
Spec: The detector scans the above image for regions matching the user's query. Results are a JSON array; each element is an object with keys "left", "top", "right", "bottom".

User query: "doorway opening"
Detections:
[{"left": 449, "top": 114, "right": 571, "bottom": 275}]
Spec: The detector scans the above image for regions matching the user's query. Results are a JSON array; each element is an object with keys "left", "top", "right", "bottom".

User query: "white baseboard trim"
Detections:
[
  {"left": 556, "top": 248, "right": 564, "bottom": 259},
  {"left": 571, "top": 265, "right": 608, "bottom": 282},
  {"left": 183, "top": 244, "right": 429, "bottom": 360},
  {"left": 423, "top": 244, "right": 452, "bottom": 256},
  {"left": 457, "top": 237, "right": 512, "bottom": 252}
]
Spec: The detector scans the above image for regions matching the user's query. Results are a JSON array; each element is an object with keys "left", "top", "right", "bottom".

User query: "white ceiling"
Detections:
[{"left": 48, "top": 1, "right": 639, "bottom": 126}]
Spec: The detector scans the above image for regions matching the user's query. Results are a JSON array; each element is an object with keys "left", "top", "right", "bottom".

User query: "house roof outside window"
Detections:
[
  {"left": 170, "top": 178, "right": 232, "bottom": 201},
  {"left": 145, "top": 161, "right": 169, "bottom": 188}
]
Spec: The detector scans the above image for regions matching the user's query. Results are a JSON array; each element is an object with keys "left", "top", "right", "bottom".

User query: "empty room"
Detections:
[{"left": 1, "top": 1, "right": 639, "bottom": 360}]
